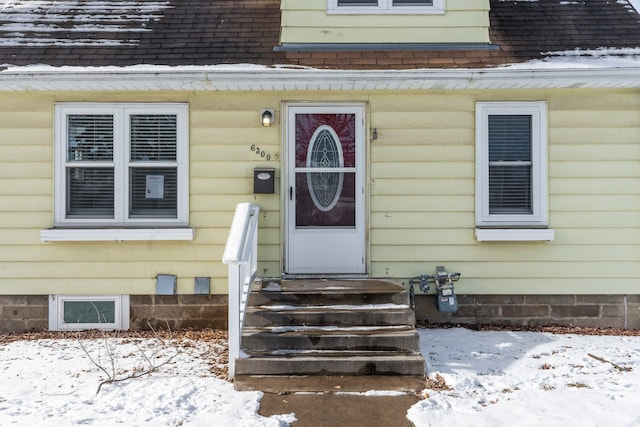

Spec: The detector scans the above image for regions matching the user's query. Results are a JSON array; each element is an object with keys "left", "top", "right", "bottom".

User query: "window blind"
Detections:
[
  {"left": 129, "top": 114, "right": 178, "bottom": 218},
  {"left": 67, "top": 115, "right": 113, "bottom": 161},
  {"left": 130, "top": 115, "right": 177, "bottom": 162},
  {"left": 66, "top": 168, "right": 115, "bottom": 217},
  {"left": 129, "top": 167, "right": 177, "bottom": 218},
  {"left": 488, "top": 115, "right": 532, "bottom": 215},
  {"left": 66, "top": 115, "right": 115, "bottom": 218}
]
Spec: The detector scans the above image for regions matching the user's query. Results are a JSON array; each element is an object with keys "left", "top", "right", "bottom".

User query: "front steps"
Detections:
[{"left": 234, "top": 279, "right": 426, "bottom": 392}]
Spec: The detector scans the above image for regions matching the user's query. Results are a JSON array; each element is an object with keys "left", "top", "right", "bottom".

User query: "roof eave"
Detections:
[{"left": 0, "top": 67, "right": 639, "bottom": 91}]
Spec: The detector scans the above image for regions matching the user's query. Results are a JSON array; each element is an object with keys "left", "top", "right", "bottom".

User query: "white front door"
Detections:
[{"left": 285, "top": 104, "right": 366, "bottom": 275}]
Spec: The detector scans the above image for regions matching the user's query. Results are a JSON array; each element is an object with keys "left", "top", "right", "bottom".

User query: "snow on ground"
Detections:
[
  {"left": 0, "top": 334, "right": 295, "bottom": 426},
  {"left": 0, "top": 328, "right": 638, "bottom": 426},
  {"left": 409, "top": 328, "right": 640, "bottom": 427}
]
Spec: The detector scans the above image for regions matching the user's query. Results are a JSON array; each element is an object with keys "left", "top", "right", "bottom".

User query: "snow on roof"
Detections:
[
  {"left": 626, "top": 0, "right": 640, "bottom": 13},
  {"left": 0, "top": 0, "right": 171, "bottom": 46},
  {"left": 507, "top": 47, "right": 640, "bottom": 69}
]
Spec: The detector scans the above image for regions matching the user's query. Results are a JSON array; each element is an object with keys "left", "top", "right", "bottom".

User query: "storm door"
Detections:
[{"left": 285, "top": 104, "right": 366, "bottom": 275}]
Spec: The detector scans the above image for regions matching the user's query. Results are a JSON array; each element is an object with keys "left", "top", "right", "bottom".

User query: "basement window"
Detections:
[
  {"left": 328, "top": 0, "right": 444, "bottom": 14},
  {"left": 49, "top": 295, "right": 130, "bottom": 331}
]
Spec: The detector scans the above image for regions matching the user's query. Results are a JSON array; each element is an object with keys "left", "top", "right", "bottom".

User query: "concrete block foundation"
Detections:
[
  {"left": 415, "top": 294, "right": 639, "bottom": 329},
  {"left": 1, "top": 294, "right": 638, "bottom": 333},
  {"left": 0, "top": 294, "right": 228, "bottom": 333}
]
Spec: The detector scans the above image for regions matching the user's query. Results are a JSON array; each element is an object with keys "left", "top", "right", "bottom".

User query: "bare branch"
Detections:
[
  {"left": 77, "top": 332, "right": 113, "bottom": 384},
  {"left": 96, "top": 349, "right": 181, "bottom": 394},
  {"left": 76, "top": 305, "right": 182, "bottom": 394},
  {"left": 588, "top": 353, "right": 633, "bottom": 372}
]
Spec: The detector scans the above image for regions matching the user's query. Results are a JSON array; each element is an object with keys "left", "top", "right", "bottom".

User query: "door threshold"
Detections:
[{"left": 281, "top": 274, "right": 370, "bottom": 280}]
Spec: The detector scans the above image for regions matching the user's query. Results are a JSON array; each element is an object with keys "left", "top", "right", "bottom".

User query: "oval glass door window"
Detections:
[{"left": 306, "top": 125, "right": 344, "bottom": 212}]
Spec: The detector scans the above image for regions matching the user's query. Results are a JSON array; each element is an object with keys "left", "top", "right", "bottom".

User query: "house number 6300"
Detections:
[{"left": 250, "top": 144, "right": 278, "bottom": 161}]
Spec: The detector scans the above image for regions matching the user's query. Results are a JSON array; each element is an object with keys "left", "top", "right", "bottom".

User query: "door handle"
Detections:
[{"left": 289, "top": 186, "right": 293, "bottom": 201}]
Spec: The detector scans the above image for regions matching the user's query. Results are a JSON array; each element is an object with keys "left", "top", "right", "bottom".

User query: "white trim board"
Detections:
[
  {"left": 1, "top": 67, "right": 640, "bottom": 92},
  {"left": 475, "top": 229, "right": 555, "bottom": 242},
  {"left": 40, "top": 228, "right": 195, "bottom": 242}
]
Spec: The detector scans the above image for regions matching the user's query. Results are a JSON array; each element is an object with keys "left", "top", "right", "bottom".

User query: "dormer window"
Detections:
[{"left": 328, "top": 0, "right": 444, "bottom": 14}]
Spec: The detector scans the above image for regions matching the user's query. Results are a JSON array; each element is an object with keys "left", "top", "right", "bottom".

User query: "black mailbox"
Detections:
[{"left": 254, "top": 168, "right": 275, "bottom": 194}]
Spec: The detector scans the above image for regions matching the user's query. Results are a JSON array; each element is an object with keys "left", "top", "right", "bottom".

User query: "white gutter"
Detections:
[{"left": 0, "top": 66, "right": 639, "bottom": 91}]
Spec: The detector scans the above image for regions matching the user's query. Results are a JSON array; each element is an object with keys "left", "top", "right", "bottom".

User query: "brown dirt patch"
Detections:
[{"left": 418, "top": 323, "right": 640, "bottom": 336}]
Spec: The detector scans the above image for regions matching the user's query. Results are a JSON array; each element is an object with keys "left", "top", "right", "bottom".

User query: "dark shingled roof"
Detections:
[
  {"left": 0, "top": 0, "right": 286, "bottom": 67},
  {"left": 0, "top": 0, "right": 638, "bottom": 70},
  {"left": 489, "top": 0, "right": 640, "bottom": 60}
]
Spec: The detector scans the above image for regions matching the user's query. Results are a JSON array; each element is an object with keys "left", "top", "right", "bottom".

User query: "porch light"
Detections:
[{"left": 260, "top": 109, "right": 274, "bottom": 127}]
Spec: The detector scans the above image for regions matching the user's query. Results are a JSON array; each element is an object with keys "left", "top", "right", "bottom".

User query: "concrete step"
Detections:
[
  {"left": 234, "top": 353, "right": 426, "bottom": 376},
  {"left": 249, "top": 290, "right": 410, "bottom": 307},
  {"left": 250, "top": 279, "right": 410, "bottom": 307},
  {"left": 236, "top": 279, "right": 425, "bottom": 385},
  {"left": 234, "top": 374, "right": 426, "bottom": 393},
  {"left": 243, "top": 306, "right": 415, "bottom": 328},
  {"left": 241, "top": 328, "right": 420, "bottom": 354}
]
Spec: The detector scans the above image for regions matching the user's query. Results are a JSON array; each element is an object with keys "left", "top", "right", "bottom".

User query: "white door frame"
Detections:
[{"left": 283, "top": 103, "right": 367, "bottom": 276}]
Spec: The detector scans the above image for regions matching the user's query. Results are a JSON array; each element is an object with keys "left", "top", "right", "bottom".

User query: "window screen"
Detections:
[{"left": 488, "top": 115, "right": 532, "bottom": 215}]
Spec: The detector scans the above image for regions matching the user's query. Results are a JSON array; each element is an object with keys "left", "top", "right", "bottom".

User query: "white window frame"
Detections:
[
  {"left": 54, "top": 103, "right": 189, "bottom": 227},
  {"left": 475, "top": 101, "right": 548, "bottom": 228},
  {"left": 48, "top": 295, "right": 130, "bottom": 331},
  {"left": 328, "top": 0, "right": 444, "bottom": 14}
]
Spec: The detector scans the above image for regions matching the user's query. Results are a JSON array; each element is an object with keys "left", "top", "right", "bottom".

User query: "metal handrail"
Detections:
[{"left": 222, "top": 203, "right": 260, "bottom": 378}]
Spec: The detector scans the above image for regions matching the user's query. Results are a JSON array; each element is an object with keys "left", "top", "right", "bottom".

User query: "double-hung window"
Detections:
[
  {"left": 54, "top": 103, "right": 188, "bottom": 227},
  {"left": 475, "top": 102, "right": 548, "bottom": 230},
  {"left": 329, "top": 0, "right": 444, "bottom": 14}
]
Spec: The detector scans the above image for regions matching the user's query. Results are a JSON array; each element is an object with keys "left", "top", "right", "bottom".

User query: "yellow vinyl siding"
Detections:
[
  {"left": 281, "top": 27, "right": 489, "bottom": 44},
  {"left": 280, "top": 0, "right": 490, "bottom": 44},
  {"left": 0, "top": 88, "right": 638, "bottom": 297},
  {"left": 369, "top": 88, "right": 640, "bottom": 294},
  {"left": 548, "top": 88, "right": 640, "bottom": 277},
  {"left": 188, "top": 95, "right": 282, "bottom": 290},
  {"left": 0, "top": 95, "right": 56, "bottom": 302},
  {"left": 0, "top": 92, "right": 282, "bottom": 295},
  {"left": 370, "top": 241, "right": 640, "bottom": 262},
  {"left": 552, "top": 211, "right": 640, "bottom": 228},
  {"left": 552, "top": 127, "right": 639, "bottom": 144},
  {"left": 285, "top": 10, "right": 483, "bottom": 27}
]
